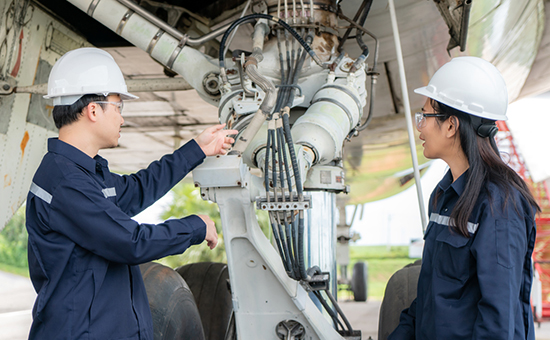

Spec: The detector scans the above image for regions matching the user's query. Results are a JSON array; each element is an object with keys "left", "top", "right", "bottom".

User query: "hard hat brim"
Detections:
[
  {"left": 44, "top": 91, "right": 139, "bottom": 106},
  {"left": 414, "top": 86, "right": 507, "bottom": 121}
]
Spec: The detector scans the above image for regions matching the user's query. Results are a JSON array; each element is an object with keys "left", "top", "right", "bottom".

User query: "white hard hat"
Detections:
[
  {"left": 414, "top": 57, "right": 508, "bottom": 121},
  {"left": 44, "top": 47, "right": 138, "bottom": 105}
]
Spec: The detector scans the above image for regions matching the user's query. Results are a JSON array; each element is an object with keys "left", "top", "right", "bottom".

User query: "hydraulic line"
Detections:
[
  {"left": 270, "top": 214, "right": 291, "bottom": 273},
  {"left": 337, "top": 0, "right": 369, "bottom": 53},
  {"left": 277, "top": 127, "right": 294, "bottom": 198},
  {"left": 297, "top": 213, "right": 307, "bottom": 279},
  {"left": 265, "top": 124, "right": 272, "bottom": 201},
  {"left": 325, "top": 289, "right": 353, "bottom": 332},
  {"left": 313, "top": 291, "right": 345, "bottom": 332},
  {"left": 286, "top": 33, "right": 312, "bottom": 108},
  {"left": 268, "top": 125, "right": 296, "bottom": 277},
  {"left": 337, "top": 8, "right": 380, "bottom": 132},
  {"left": 355, "top": 0, "right": 374, "bottom": 51},
  {"left": 281, "top": 110, "right": 303, "bottom": 198},
  {"left": 218, "top": 13, "right": 323, "bottom": 70}
]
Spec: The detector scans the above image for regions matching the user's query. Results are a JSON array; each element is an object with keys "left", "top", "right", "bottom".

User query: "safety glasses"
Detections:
[
  {"left": 415, "top": 112, "right": 446, "bottom": 129},
  {"left": 94, "top": 101, "right": 124, "bottom": 113}
]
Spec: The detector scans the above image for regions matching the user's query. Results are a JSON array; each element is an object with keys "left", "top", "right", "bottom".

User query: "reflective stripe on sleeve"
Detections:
[
  {"left": 430, "top": 213, "right": 479, "bottom": 234},
  {"left": 30, "top": 182, "right": 52, "bottom": 204},
  {"left": 102, "top": 187, "right": 117, "bottom": 198}
]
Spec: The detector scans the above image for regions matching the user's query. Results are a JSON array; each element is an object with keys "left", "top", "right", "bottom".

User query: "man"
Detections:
[{"left": 25, "top": 47, "right": 237, "bottom": 339}]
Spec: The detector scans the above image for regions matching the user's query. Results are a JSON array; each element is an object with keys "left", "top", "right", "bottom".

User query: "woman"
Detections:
[{"left": 389, "top": 57, "right": 540, "bottom": 339}]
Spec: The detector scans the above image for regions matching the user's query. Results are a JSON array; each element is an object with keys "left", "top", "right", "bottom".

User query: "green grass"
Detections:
[
  {"left": 339, "top": 245, "right": 419, "bottom": 300},
  {"left": 345, "top": 142, "right": 429, "bottom": 204},
  {"left": 0, "top": 262, "right": 29, "bottom": 277}
]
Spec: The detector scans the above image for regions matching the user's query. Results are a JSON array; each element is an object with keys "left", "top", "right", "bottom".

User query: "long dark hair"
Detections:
[{"left": 431, "top": 99, "right": 540, "bottom": 237}]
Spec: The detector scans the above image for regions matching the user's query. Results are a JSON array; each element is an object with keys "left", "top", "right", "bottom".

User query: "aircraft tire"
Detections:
[
  {"left": 139, "top": 262, "right": 205, "bottom": 340},
  {"left": 377, "top": 260, "right": 421, "bottom": 340},
  {"left": 176, "top": 262, "right": 233, "bottom": 340},
  {"left": 352, "top": 261, "right": 368, "bottom": 301}
]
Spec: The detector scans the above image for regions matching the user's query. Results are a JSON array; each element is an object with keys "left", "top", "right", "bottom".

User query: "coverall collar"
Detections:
[
  {"left": 47, "top": 138, "right": 107, "bottom": 174},
  {"left": 438, "top": 168, "right": 468, "bottom": 197}
]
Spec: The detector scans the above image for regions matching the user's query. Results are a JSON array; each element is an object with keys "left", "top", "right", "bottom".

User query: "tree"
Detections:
[
  {"left": 156, "top": 181, "right": 271, "bottom": 268},
  {"left": 0, "top": 206, "right": 28, "bottom": 268}
]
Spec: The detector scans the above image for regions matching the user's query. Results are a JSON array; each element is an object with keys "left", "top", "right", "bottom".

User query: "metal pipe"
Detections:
[
  {"left": 388, "top": 0, "right": 428, "bottom": 231},
  {"left": 14, "top": 78, "right": 193, "bottom": 94},
  {"left": 115, "top": 0, "right": 231, "bottom": 46},
  {"left": 67, "top": 0, "right": 220, "bottom": 105},
  {"left": 459, "top": 0, "right": 472, "bottom": 52},
  {"left": 223, "top": 0, "right": 253, "bottom": 57}
]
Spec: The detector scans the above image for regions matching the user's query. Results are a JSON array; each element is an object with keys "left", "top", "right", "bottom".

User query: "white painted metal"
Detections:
[
  {"left": 292, "top": 77, "right": 364, "bottom": 164},
  {"left": 388, "top": 0, "right": 428, "bottom": 231},
  {"left": 66, "top": 0, "right": 220, "bottom": 105},
  {"left": 193, "top": 155, "right": 345, "bottom": 340},
  {"left": 0, "top": 2, "right": 90, "bottom": 230}
]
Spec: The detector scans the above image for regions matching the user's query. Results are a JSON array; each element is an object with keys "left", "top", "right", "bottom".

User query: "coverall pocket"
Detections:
[
  {"left": 435, "top": 228, "right": 471, "bottom": 284},
  {"left": 495, "top": 220, "right": 513, "bottom": 269}
]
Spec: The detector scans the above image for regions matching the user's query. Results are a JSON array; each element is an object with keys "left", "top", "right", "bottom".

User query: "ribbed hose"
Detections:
[
  {"left": 270, "top": 129, "right": 277, "bottom": 200},
  {"left": 266, "top": 129, "right": 289, "bottom": 272},
  {"left": 281, "top": 109, "right": 307, "bottom": 279},
  {"left": 286, "top": 34, "right": 312, "bottom": 107},
  {"left": 297, "top": 213, "right": 307, "bottom": 279},
  {"left": 270, "top": 219, "right": 290, "bottom": 273},
  {"left": 218, "top": 13, "right": 321, "bottom": 69},
  {"left": 264, "top": 123, "right": 272, "bottom": 195},
  {"left": 277, "top": 127, "right": 294, "bottom": 199},
  {"left": 281, "top": 111, "right": 303, "bottom": 197}
]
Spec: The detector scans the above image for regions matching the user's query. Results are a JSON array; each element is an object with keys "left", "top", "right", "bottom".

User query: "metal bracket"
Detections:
[
  {"left": 116, "top": 9, "right": 134, "bottom": 35},
  {"left": 166, "top": 36, "right": 189, "bottom": 70},
  {"left": 256, "top": 195, "right": 312, "bottom": 211},
  {"left": 305, "top": 272, "right": 330, "bottom": 291},
  {"left": 0, "top": 78, "right": 16, "bottom": 95},
  {"left": 276, "top": 320, "right": 306, "bottom": 340}
]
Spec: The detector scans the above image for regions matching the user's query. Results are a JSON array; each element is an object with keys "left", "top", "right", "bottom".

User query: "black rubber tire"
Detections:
[
  {"left": 176, "top": 262, "right": 233, "bottom": 340},
  {"left": 351, "top": 261, "right": 368, "bottom": 302},
  {"left": 139, "top": 262, "right": 205, "bottom": 340},
  {"left": 377, "top": 260, "right": 422, "bottom": 340}
]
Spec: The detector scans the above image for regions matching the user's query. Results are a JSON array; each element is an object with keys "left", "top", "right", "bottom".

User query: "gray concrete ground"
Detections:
[
  {"left": 2, "top": 271, "right": 550, "bottom": 340},
  {"left": 339, "top": 298, "right": 550, "bottom": 340},
  {"left": 0, "top": 271, "right": 35, "bottom": 340}
]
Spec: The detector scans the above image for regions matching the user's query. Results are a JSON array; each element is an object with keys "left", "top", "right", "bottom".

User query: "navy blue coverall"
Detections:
[
  {"left": 389, "top": 170, "right": 536, "bottom": 339},
  {"left": 25, "top": 138, "right": 207, "bottom": 340}
]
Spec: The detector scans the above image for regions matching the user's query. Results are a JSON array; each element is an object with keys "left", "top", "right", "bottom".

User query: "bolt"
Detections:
[{"left": 2, "top": 84, "right": 10, "bottom": 91}]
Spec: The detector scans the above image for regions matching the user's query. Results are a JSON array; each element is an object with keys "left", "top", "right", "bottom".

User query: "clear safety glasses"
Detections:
[
  {"left": 415, "top": 112, "right": 446, "bottom": 129},
  {"left": 94, "top": 101, "right": 124, "bottom": 113}
]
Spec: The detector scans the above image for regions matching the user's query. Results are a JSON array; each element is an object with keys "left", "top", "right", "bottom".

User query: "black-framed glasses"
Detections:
[
  {"left": 94, "top": 101, "right": 124, "bottom": 113},
  {"left": 415, "top": 112, "right": 446, "bottom": 129}
]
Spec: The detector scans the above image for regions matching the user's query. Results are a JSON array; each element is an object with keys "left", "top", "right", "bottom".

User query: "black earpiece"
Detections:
[{"left": 476, "top": 124, "right": 498, "bottom": 138}]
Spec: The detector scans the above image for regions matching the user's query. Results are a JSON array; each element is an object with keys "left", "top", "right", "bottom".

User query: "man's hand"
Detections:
[
  {"left": 195, "top": 124, "right": 238, "bottom": 157},
  {"left": 198, "top": 215, "right": 218, "bottom": 249}
]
